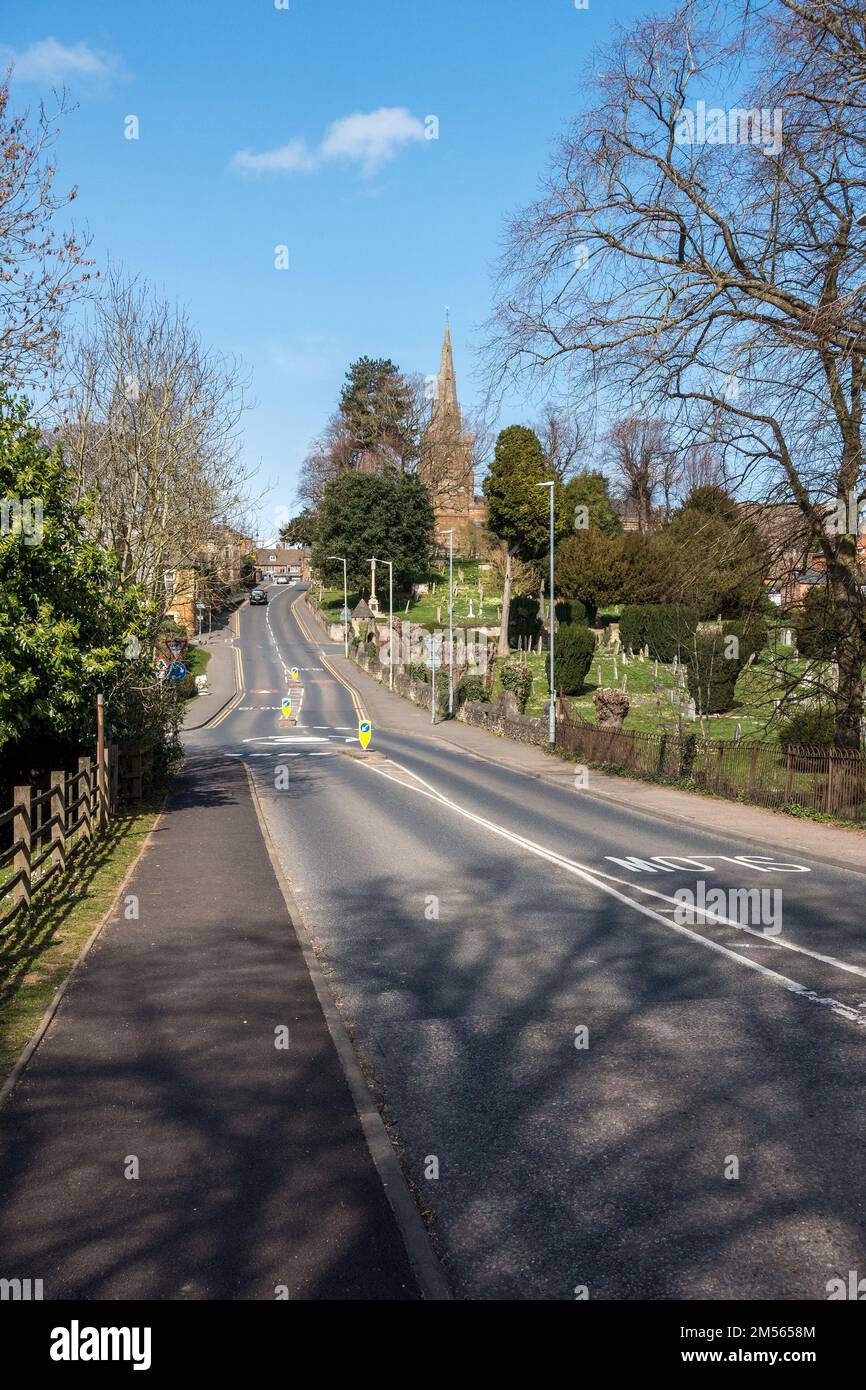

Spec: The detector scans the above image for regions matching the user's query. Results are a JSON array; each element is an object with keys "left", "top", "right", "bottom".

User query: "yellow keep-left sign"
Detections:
[{"left": 358, "top": 720, "right": 372, "bottom": 750}]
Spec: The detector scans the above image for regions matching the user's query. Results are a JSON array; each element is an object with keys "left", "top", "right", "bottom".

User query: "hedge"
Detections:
[{"left": 619, "top": 605, "right": 699, "bottom": 662}]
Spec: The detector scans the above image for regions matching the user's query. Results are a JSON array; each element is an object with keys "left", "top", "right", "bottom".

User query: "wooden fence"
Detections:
[
  {"left": 0, "top": 742, "right": 153, "bottom": 929},
  {"left": 556, "top": 719, "right": 866, "bottom": 821}
]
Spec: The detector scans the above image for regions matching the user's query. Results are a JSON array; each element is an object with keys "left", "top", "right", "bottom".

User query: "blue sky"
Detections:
[{"left": 3, "top": 0, "right": 651, "bottom": 538}]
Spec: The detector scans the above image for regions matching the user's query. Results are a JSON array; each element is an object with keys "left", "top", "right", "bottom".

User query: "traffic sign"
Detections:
[
  {"left": 281, "top": 698, "right": 293, "bottom": 719},
  {"left": 358, "top": 720, "right": 372, "bottom": 750},
  {"left": 340, "top": 606, "right": 352, "bottom": 623},
  {"left": 290, "top": 667, "right": 299, "bottom": 682},
  {"left": 168, "top": 662, "right": 187, "bottom": 682}
]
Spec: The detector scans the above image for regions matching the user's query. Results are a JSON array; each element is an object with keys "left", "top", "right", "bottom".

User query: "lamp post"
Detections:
[
  {"left": 327, "top": 555, "right": 349, "bottom": 657},
  {"left": 369, "top": 556, "right": 394, "bottom": 690},
  {"left": 439, "top": 529, "right": 455, "bottom": 716},
  {"left": 536, "top": 481, "right": 556, "bottom": 748}
]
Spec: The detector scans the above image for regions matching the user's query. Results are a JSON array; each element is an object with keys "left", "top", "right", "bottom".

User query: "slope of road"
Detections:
[{"left": 191, "top": 586, "right": 866, "bottom": 1300}]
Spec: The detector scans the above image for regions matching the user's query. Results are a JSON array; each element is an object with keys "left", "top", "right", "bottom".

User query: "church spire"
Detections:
[{"left": 437, "top": 314, "right": 459, "bottom": 414}]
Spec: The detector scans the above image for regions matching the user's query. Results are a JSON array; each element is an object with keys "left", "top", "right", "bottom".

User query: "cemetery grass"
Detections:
[
  {"left": 512, "top": 650, "right": 817, "bottom": 743},
  {"left": 316, "top": 560, "right": 503, "bottom": 630}
]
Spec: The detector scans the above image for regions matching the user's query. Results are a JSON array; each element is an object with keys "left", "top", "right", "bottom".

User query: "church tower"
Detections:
[{"left": 420, "top": 317, "right": 480, "bottom": 552}]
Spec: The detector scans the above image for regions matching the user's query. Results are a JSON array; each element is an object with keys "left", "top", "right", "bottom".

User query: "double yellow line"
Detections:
[
  {"left": 291, "top": 595, "right": 367, "bottom": 725},
  {"left": 206, "top": 609, "right": 246, "bottom": 729}
]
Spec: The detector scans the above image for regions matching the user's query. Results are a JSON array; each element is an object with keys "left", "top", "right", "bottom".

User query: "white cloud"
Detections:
[
  {"left": 229, "top": 138, "right": 318, "bottom": 176},
  {"left": 230, "top": 106, "right": 427, "bottom": 179},
  {"left": 319, "top": 107, "right": 426, "bottom": 174},
  {"left": 2, "top": 37, "right": 118, "bottom": 84}
]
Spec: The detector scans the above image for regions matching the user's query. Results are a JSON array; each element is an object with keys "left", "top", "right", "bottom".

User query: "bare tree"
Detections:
[
  {"left": 0, "top": 80, "right": 94, "bottom": 394},
  {"left": 607, "top": 416, "right": 677, "bottom": 528},
  {"left": 296, "top": 411, "right": 356, "bottom": 510},
  {"left": 485, "top": 0, "right": 866, "bottom": 745},
  {"left": 681, "top": 444, "right": 728, "bottom": 496},
  {"left": 56, "top": 267, "right": 251, "bottom": 614},
  {"left": 532, "top": 400, "right": 588, "bottom": 480}
]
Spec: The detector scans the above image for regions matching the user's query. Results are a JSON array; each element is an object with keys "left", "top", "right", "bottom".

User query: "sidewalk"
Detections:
[
  {"left": 315, "top": 613, "right": 866, "bottom": 877},
  {"left": 183, "top": 607, "right": 241, "bottom": 732},
  {"left": 0, "top": 752, "right": 422, "bottom": 1299}
]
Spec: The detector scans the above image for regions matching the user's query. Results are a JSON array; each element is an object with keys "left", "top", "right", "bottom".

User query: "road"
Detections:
[{"left": 191, "top": 583, "right": 866, "bottom": 1300}]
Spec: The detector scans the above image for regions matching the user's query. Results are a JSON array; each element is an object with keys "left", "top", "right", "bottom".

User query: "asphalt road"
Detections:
[{"left": 192, "top": 583, "right": 866, "bottom": 1301}]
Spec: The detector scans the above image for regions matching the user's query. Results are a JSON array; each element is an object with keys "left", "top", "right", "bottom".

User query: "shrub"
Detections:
[
  {"left": 509, "top": 593, "right": 543, "bottom": 646},
  {"left": 175, "top": 672, "right": 198, "bottom": 699},
  {"left": 552, "top": 624, "right": 596, "bottom": 695},
  {"left": 686, "top": 634, "right": 741, "bottom": 714},
  {"left": 793, "top": 585, "right": 837, "bottom": 660},
  {"left": 457, "top": 674, "right": 488, "bottom": 706},
  {"left": 619, "top": 604, "right": 699, "bottom": 661},
  {"left": 407, "top": 662, "right": 429, "bottom": 683},
  {"left": 720, "top": 617, "right": 768, "bottom": 664},
  {"left": 777, "top": 707, "right": 836, "bottom": 747},
  {"left": 500, "top": 660, "right": 534, "bottom": 713},
  {"left": 555, "top": 599, "right": 587, "bottom": 627}
]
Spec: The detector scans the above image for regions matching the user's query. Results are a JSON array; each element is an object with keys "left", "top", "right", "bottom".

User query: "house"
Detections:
[{"left": 255, "top": 545, "right": 310, "bottom": 583}]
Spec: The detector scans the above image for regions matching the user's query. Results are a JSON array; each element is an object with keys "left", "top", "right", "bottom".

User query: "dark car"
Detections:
[{"left": 249, "top": 587, "right": 268, "bottom": 605}]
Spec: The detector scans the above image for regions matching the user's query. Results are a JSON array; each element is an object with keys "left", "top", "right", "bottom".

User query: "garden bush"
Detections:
[
  {"left": 551, "top": 624, "right": 596, "bottom": 695},
  {"left": 499, "top": 660, "right": 534, "bottom": 713},
  {"left": 407, "top": 662, "right": 429, "bottom": 684}
]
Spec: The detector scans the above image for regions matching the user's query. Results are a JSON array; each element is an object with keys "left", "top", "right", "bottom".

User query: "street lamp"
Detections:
[
  {"left": 536, "top": 481, "right": 556, "bottom": 748},
  {"left": 439, "top": 529, "right": 455, "bottom": 716},
  {"left": 327, "top": 555, "right": 349, "bottom": 657},
  {"left": 368, "top": 556, "right": 394, "bottom": 690}
]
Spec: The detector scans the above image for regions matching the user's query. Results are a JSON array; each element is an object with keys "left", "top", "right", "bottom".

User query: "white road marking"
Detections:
[
  {"left": 242, "top": 736, "right": 329, "bottom": 744},
  {"left": 355, "top": 757, "right": 866, "bottom": 1028},
  {"left": 587, "top": 867, "right": 866, "bottom": 980}
]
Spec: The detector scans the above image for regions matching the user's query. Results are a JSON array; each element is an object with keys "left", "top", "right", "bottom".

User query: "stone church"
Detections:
[{"left": 419, "top": 318, "right": 487, "bottom": 553}]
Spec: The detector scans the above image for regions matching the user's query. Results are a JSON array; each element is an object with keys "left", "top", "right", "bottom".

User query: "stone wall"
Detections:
[{"left": 457, "top": 699, "right": 551, "bottom": 748}]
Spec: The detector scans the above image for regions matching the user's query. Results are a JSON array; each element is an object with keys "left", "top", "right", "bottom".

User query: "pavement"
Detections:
[
  {"left": 183, "top": 603, "right": 243, "bottom": 732},
  {"left": 0, "top": 733, "right": 419, "bottom": 1299},
  {"left": 3, "top": 582, "right": 866, "bottom": 1301}
]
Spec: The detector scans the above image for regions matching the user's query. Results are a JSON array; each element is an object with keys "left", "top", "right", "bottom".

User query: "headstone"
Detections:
[
  {"left": 687, "top": 697, "right": 696, "bottom": 721},
  {"left": 672, "top": 654, "right": 678, "bottom": 675},
  {"left": 468, "top": 598, "right": 474, "bottom": 618}
]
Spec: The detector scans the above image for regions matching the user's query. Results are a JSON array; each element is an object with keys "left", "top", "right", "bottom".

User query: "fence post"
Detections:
[
  {"left": 825, "top": 751, "right": 834, "bottom": 815},
  {"left": 50, "top": 771, "right": 67, "bottom": 875},
  {"left": 13, "top": 786, "right": 32, "bottom": 910},
  {"left": 78, "top": 757, "right": 94, "bottom": 843}
]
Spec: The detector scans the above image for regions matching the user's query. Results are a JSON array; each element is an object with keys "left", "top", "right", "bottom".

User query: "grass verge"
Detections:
[{"left": 0, "top": 805, "right": 160, "bottom": 1083}]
